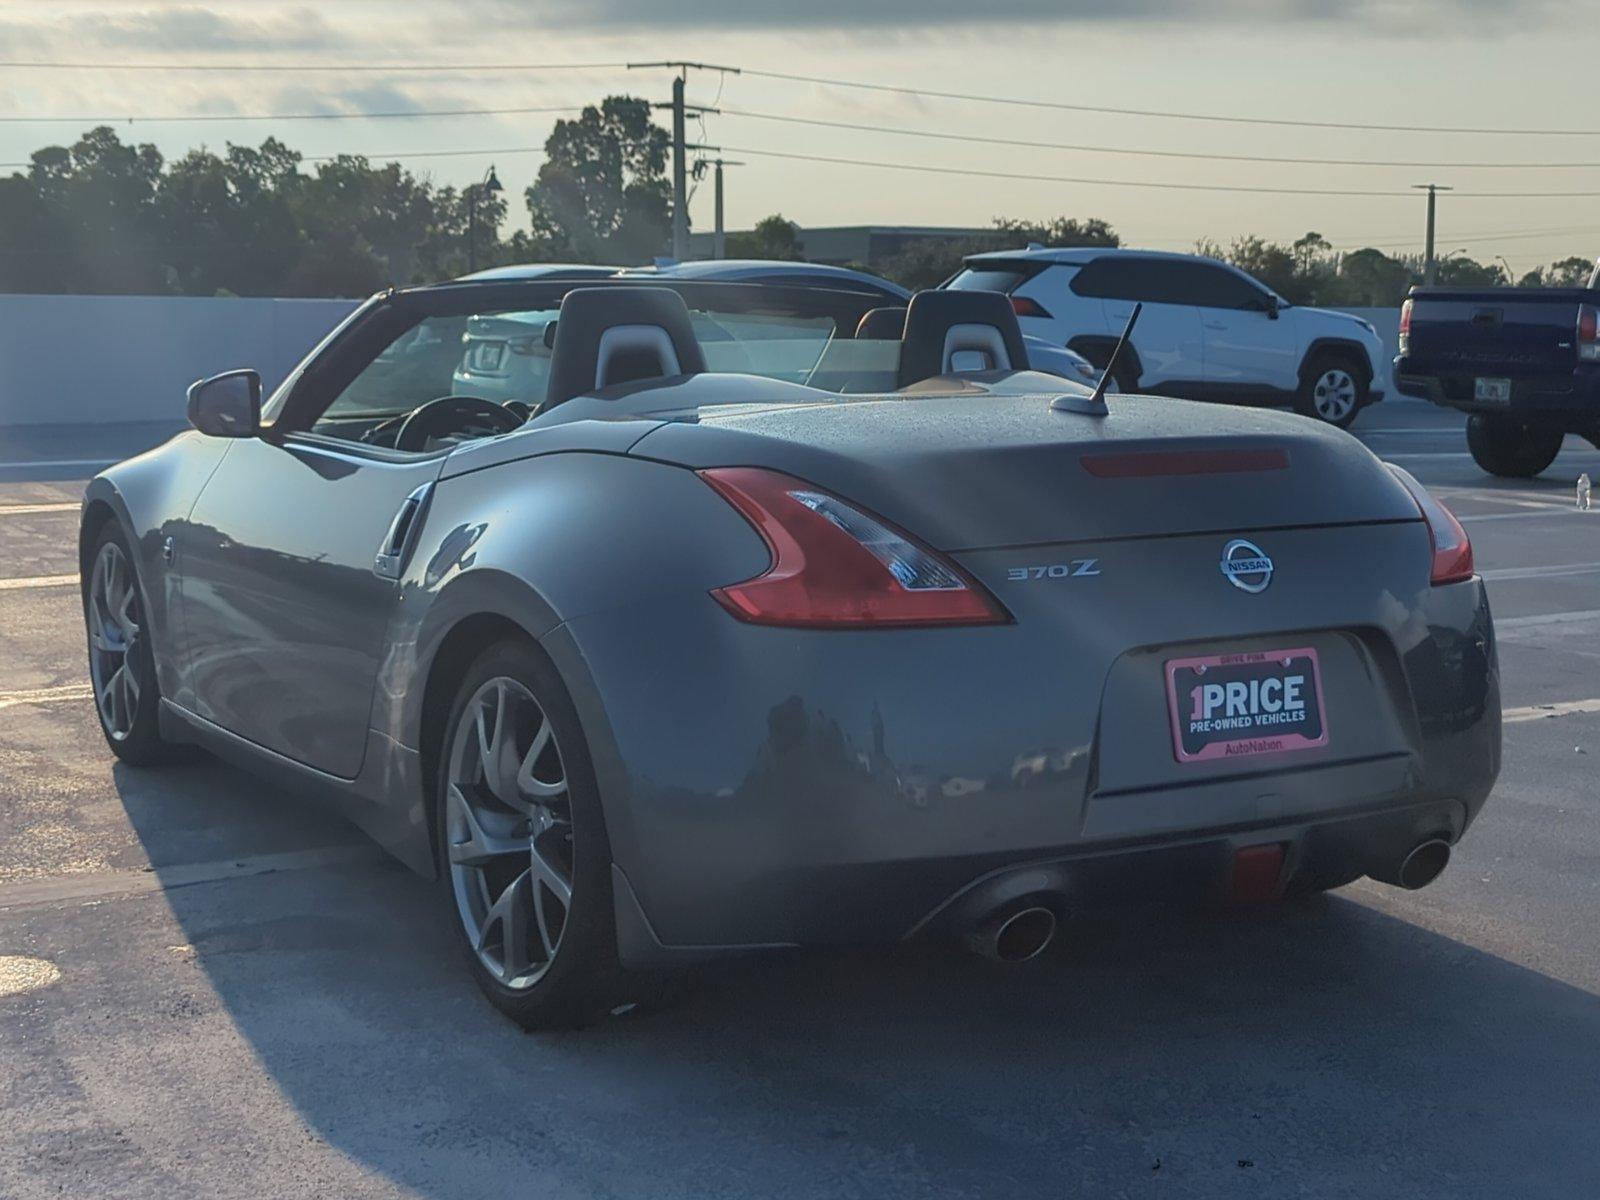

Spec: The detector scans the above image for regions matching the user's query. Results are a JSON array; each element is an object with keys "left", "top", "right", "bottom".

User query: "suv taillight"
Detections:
[
  {"left": 700, "top": 468, "right": 1009, "bottom": 628},
  {"left": 1011, "top": 295, "right": 1053, "bottom": 320},
  {"left": 1385, "top": 463, "right": 1474, "bottom": 585},
  {"left": 1578, "top": 304, "right": 1600, "bottom": 360},
  {"left": 1398, "top": 298, "right": 1413, "bottom": 356}
]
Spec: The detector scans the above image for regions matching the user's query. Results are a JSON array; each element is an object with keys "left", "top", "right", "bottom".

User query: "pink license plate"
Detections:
[{"left": 1165, "top": 647, "right": 1329, "bottom": 764}]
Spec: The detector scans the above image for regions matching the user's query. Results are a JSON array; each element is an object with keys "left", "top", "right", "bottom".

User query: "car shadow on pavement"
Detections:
[
  {"left": 109, "top": 790, "right": 1600, "bottom": 1200},
  {"left": 108, "top": 766, "right": 1600, "bottom": 1200}
]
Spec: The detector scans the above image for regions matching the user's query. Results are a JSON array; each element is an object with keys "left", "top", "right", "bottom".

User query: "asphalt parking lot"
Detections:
[{"left": 2, "top": 401, "right": 1598, "bottom": 1199}]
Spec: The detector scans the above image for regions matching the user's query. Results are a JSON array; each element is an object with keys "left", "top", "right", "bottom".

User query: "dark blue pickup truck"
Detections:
[{"left": 1394, "top": 269, "right": 1600, "bottom": 476}]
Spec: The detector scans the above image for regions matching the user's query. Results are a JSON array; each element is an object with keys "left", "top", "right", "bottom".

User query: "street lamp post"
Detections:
[{"left": 467, "top": 165, "right": 503, "bottom": 275}]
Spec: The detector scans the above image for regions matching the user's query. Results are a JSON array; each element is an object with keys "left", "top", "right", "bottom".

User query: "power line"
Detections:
[
  {"left": 715, "top": 145, "right": 1600, "bottom": 199},
  {"left": 740, "top": 67, "right": 1600, "bottom": 138},
  {"left": 717, "top": 107, "right": 1600, "bottom": 171},
  {"left": 0, "top": 105, "right": 582, "bottom": 125},
  {"left": 0, "top": 59, "right": 629, "bottom": 73}
]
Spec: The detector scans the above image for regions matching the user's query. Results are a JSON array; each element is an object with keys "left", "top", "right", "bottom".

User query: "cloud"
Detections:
[
  {"left": 0, "top": 5, "right": 338, "bottom": 55},
  {"left": 464, "top": 0, "right": 1557, "bottom": 31}
]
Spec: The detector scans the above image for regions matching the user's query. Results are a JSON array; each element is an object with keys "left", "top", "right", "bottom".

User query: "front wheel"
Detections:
[
  {"left": 84, "top": 524, "right": 181, "bottom": 766},
  {"left": 436, "top": 638, "right": 621, "bottom": 1029},
  {"left": 1466, "top": 415, "right": 1564, "bottom": 478},
  {"left": 1295, "top": 355, "right": 1367, "bottom": 428}
]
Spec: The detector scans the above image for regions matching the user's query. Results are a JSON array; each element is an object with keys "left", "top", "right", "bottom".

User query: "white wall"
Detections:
[{"left": 0, "top": 294, "right": 360, "bottom": 426}]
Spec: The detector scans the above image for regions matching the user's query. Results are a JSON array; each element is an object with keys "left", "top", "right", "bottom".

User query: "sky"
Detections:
[{"left": 3, "top": 0, "right": 1599, "bottom": 275}]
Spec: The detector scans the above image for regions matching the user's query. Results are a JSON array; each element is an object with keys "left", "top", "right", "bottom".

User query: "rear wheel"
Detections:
[
  {"left": 1466, "top": 415, "right": 1564, "bottom": 478},
  {"left": 436, "top": 638, "right": 620, "bottom": 1029},
  {"left": 1295, "top": 353, "right": 1366, "bottom": 428},
  {"left": 84, "top": 524, "right": 180, "bottom": 766}
]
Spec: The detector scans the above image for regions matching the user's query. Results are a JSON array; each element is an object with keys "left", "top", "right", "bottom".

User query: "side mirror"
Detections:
[
  {"left": 1262, "top": 295, "right": 1280, "bottom": 320},
  {"left": 187, "top": 370, "right": 261, "bottom": 438}
]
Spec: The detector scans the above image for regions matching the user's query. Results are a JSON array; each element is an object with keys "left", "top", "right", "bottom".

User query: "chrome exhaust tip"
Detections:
[
  {"left": 1372, "top": 837, "right": 1452, "bottom": 891},
  {"left": 970, "top": 905, "right": 1058, "bottom": 963}
]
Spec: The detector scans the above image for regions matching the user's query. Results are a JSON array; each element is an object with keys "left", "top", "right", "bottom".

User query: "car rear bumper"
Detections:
[
  {"left": 1395, "top": 357, "right": 1600, "bottom": 428},
  {"left": 550, "top": 572, "right": 1499, "bottom": 961}
]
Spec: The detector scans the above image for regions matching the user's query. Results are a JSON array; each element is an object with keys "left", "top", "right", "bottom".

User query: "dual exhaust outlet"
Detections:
[{"left": 965, "top": 836, "right": 1452, "bottom": 962}]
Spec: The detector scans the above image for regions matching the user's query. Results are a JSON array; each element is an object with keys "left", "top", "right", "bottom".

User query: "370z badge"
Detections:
[
  {"left": 1007, "top": 559, "right": 1101, "bottom": 581},
  {"left": 1165, "top": 647, "right": 1329, "bottom": 763}
]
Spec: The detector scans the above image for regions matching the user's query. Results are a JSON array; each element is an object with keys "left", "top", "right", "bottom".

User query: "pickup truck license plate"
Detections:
[
  {"left": 1166, "top": 648, "right": 1328, "bottom": 763},
  {"left": 1474, "top": 377, "right": 1512, "bottom": 404}
]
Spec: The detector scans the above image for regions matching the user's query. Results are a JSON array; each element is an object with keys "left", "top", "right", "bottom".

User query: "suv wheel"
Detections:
[
  {"left": 1295, "top": 354, "right": 1366, "bottom": 428},
  {"left": 1466, "top": 415, "right": 1564, "bottom": 478}
]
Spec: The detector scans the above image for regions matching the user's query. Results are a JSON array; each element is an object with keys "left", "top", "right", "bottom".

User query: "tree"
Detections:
[
  {"left": 13, "top": 126, "right": 167, "bottom": 293},
  {"left": 1518, "top": 256, "right": 1594, "bottom": 288},
  {"left": 525, "top": 96, "right": 671, "bottom": 263},
  {"left": 726, "top": 213, "right": 802, "bottom": 260},
  {"left": 875, "top": 215, "right": 1119, "bottom": 289},
  {"left": 1326, "top": 247, "right": 1415, "bottom": 307},
  {"left": 993, "top": 215, "right": 1119, "bottom": 248},
  {"left": 1433, "top": 254, "right": 1507, "bottom": 288}
]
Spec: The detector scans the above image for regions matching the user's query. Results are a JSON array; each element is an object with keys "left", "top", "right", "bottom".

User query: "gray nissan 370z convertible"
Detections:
[{"left": 79, "top": 278, "right": 1500, "bottom": 1028}]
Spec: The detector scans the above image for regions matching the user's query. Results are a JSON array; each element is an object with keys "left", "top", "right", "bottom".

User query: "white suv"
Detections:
[{"left": 948, "top": 247, "right": 1387, "bottom": 427}]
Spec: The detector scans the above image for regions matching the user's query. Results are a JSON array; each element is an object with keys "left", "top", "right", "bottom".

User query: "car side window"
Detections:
[
  {"left": 1184, "top": 263, "right": 1272, "bottom": 311},
  {"left": 1072, "top": 258, "right": 1193, "bottom": 306}
]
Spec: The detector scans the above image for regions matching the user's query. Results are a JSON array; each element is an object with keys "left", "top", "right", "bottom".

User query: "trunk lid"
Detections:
[
  {"left": 1406, "top": 287, "right": 1592, "bottom": 379},
  {"left": 630, "top": 391, "right": 1419, "bottom": 551}
]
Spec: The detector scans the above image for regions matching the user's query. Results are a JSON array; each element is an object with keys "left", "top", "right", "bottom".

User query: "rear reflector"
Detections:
[
  {"left": 1081, "top": 448, "right": 1289, "bottom": 478},
  {"left": 1385, "top": 463, "right": 1474, "bottom": 585},
  {"left": 700, "top": 467, "right": 1009, "bottom": 628},
  {"left": 1231, "top": 843, "right": 1286, "bottom": 902}
]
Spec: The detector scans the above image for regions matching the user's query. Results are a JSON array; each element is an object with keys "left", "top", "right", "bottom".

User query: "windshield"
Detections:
[{"left": 319, "top": 302, "right": 902, "bottom": 426}]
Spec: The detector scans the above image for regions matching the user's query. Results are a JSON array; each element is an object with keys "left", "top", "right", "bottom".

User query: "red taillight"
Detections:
[
  {"left": 1398, "top": 298, "right": 1413, "bottom": 355},
  {"left": 1579, "top": 305, "right": 1600, "bottom": 360},
  {"left": 1386, "top": 463, "right": 1474, "bottom": 585},
  {"left": 699, "top": 467, "right": 1009, "bottom": 628},
  {"left": 1010, "top": 295, "right": 1052, "bottom": 320}
]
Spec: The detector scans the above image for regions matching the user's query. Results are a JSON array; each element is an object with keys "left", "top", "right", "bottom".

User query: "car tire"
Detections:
[
  {"left": 1295, "top": 353, "right": 1367, "bottom": 429},
  {"left": 83, "top": 522, "right": 183, "bottom": 766},
  {"left": 1466, "top": 415, "right": 1564, "bottom": 478},
  {"left": 435, "top": 636, "right": 622, "bottom": 1030}
]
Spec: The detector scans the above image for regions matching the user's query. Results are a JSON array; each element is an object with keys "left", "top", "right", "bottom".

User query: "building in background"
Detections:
[{"left": 687, "top": 224, "right": 991, "bottom": 267}]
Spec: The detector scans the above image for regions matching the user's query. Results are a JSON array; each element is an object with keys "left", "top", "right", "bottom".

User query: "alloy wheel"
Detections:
[
  {"left": 1311, "top": 367, "right": 1358, "bottom": 422},
  {"left": 87, "top": 540, "right": 142, "bottom": 741},
  {"left": 444, "top": 677, "right": 574, "bottom": 990}
]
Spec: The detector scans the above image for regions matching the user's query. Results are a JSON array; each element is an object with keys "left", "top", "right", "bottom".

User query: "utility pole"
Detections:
[
  {"left": 711, "top": 158, "right": 744, "bottom": 259},
  {"left": 671, "top": 74, "right": 687, "bottom": 260},
  {"left": 1412, "top": 183, "right": 1453, "bottom": 285},
  {"left": 628, "top": 62, "right": 739, "bottom": 262}
]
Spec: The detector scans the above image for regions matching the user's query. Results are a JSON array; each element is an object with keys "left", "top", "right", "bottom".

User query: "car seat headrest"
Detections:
[
  {"left": 544, "top": 287, "right": 707, "bottom": 409},
  {"left": 896, "top": 290, "right": 1029, "bottom": 388}
]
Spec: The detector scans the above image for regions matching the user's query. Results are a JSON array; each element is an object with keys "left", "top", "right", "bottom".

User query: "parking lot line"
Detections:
[
  {"left": 0, "top": 501, "right": 78, "bottom": 516},
  {"left": 1459, "top": 509, "right": 1582, "bottom": 524},
  {"left": 0, "top": 683, "right": 92, "bottom": 711},
  {"left": 1480, "top": 562, "right": 1600, "bottom": 582},
  {"left": 1496, "top": 609, "right": 1600, "bottom": 632},
  {"left": 0, "top": 458, "right": 113, "bottom": 472},
  {"left": 1503, "top": 698, "right": 1600, "bottom": 724},
  {"left": 0, "top": 573, "right": 77, "bottom": 591}
]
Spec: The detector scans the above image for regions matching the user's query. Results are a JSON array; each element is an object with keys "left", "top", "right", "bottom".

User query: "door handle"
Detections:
[
  {"left": 374, "top": 483, "right": 433, "bottom": 580},
  {"left": 1203, "top": 322, "right": 1227, "bottom": 331}
]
